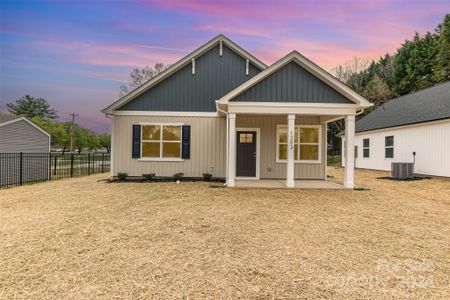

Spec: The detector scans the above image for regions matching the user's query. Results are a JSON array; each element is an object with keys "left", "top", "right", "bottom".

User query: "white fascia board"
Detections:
[
  {"left": 0, "top": 116, "right": 51, "bottom": 138},
  {"left": 113, "top": 111, "right": 220, "bottom": 117},
  {"left": 353, "top": 118, "right": 450, "bottom": 136},
  {"left": 102, "top": 35, "right": 267, "bottom": 115},
  {"left": 218, "top": 51, "right": 373, "bottom": 108},
  {"left": 227, "top": 103, "right": 357, "bottom": 115}
]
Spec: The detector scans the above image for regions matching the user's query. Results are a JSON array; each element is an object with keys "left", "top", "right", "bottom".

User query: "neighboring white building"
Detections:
[{"left": 341, "top": 82, "right": 450, "bottom": 177}]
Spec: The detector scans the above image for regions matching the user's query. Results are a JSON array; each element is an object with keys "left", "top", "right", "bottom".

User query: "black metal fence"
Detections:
[{"left": 0, "top": 152, "right": 110, "bottom": 189}]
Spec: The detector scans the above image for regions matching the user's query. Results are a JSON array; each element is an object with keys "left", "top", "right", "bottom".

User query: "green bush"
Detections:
[
  {"left": 117, "top": 172, "right": 128, "bottom": 180},
  {"left": 173, "top": 172, "right": 184, "bottom": 181},
  {"left": 202, "top": 173, "right": 212, "bottom": 181},
  {"left": 142, "top": 173, "right": 156, "bottom": 180}
]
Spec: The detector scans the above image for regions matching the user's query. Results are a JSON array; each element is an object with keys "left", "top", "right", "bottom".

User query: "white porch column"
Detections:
[
  {"left": 227, "top": 113, "right": 236, "bottom": 187},
  {"left": 344, "top": 115, "right": 355, "bottom": 188},
  {"left": 286, "top": 114, "right": 295, "bottom": 188}
]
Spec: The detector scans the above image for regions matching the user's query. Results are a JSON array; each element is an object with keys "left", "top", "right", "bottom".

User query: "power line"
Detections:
[{"left": 69, "top": 113, "right": 78, "bottom": 153}]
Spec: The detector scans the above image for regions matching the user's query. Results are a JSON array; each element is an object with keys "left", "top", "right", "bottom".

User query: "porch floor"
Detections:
[{"left": 234, "top": 179, "right": 344, "bottom": 189}]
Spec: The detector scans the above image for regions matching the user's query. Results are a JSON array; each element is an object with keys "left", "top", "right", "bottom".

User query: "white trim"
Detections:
[
  {"left": 139, "top": 122, "right": 184, "bottom": 126},
  {"left": 110, "top": 116, "right": 115, "bottom": 177},
  {"left": 227, "top": 103, "right": 358, "bottom": 116},
  {"left": 219, "top": 40, "right": 223, "bottom": 56},
  {"left": 113, "top": 111, "right": 220, "bottom": 117},
  {"left": 138, "top": 158, "right": 184, "bottom": 162},
  {"left": 192, "top": 58, "right": 195, "bottom": 75},
  {"left": 0, "top": 116, "right": 51, "bottom": 138},
  {"left": 286, "top": 115, "right": 295, "bottom": 187},
  {"left": 102, "top": 34, "right": 267, "bottom": 115},
  {"left": 275, "top": 124, "right": 322, "bottom": 164},
  {"left": 324, "top": 124, "right": 328, "bottom": 180},
  {"left": 354, "top": 118, "right": 450, "bottom": 135},
  {"left": 139, "top": 123, "right": 184, "bottom": 161},
  {"left": 227, "top": 113, "right": 236, "bottom": 187},
  {"left": 344, "top": 115, "right": 355, "bottom": 188},
  {"left": 218, "top": 51, "right": 372, "bottom": 108},
  {"left": 245, "top": 59, "right": 249, "bottom": 76},
  {"left": 235, "top": 127, "right": 261, "bottom": 180},
  {"left": 229, "top": 102, "right": 359, "bottom": 108}
]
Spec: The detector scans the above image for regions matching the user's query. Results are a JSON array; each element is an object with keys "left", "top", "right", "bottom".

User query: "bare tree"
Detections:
[{"left": 120, "top": 63, "right": 168, "bottom": 96}]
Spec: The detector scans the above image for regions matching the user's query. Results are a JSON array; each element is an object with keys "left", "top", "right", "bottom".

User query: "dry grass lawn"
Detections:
[{"left": 1, "top": 168, "right": 449, "bottom": 299}]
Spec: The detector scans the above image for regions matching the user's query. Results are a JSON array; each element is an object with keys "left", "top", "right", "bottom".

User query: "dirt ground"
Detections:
[{"left": 1, "top": 168, "right": 449, "bottom": 299}]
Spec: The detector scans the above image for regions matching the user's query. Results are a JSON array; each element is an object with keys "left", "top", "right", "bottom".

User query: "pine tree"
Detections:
[{"left": 434, "top": 14, "right": 450, "bottom": 82}]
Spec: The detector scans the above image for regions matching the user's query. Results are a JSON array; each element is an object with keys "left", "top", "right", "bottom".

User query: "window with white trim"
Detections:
[
  {"left": 276, "top": 125, "right": 321, "bottom": 162},
  {"left": 385, "top": 136, "right": 394, "bottom": 158},
  {"left": 363, "top": 138, "right": 370, "bottom": 158},
  {"left": 141, "top": 124, "right": 182, "bottom": 159}
]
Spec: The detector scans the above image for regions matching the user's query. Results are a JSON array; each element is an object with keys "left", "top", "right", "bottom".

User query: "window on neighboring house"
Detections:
[
  {"left": 141, "top": 124, "right": 182, "bottom": 159},
  {"left": 276, "top": 125, "right": 321, "bottom": 162},
  {"left": 385, "top": 136, "right": 394, "bottom": 158},
  {"left": 363, "top": 138, "right": 370, "bottom": 158}
]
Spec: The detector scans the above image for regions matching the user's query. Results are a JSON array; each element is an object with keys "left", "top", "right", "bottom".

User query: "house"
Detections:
[
  {"left": 0, "top": 115, "right": 51, "bottom": 186},
  {"left": 340, "top": 82, "right": 450, "bottom": 177},
  {"left": 0, "top": 115, "right": 50, "bottom": 153},
  {"left": 102, "top": 35, "right": 372, "bottom": 188}
]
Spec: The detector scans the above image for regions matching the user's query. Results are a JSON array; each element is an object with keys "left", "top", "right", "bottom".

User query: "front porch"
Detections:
[{"left": 234, "top": 179, "right": 344, "bottom": 189}]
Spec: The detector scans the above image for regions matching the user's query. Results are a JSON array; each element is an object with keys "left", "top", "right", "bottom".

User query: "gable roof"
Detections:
[
  {"left": 218, "top": 51, "right": 372, "bottom": 108},
  {"left": 356, "top": 81, "right": 450, "bottom": 133},
  {"left": 102, "top": 34, "right": 267, "bottom": 115},
  {"left": 0, "top": 115, "right": 51, "bottom": 137}
]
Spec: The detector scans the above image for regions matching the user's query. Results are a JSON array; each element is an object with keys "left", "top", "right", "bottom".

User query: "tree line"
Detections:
[
  {"left": 334, "top": 14, "right": 449, "bottom": 110},
  {"left": 5, "top": 95, "right": 110, "bottom": 153}
]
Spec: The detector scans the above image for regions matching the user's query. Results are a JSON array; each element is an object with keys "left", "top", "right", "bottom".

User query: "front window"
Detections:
[
  {"left": 385, "top": 136, "right": 394, "bottom": 158},
  {"left": 141, "top": 124, "right": 182, "bottom": 159},
  {"left": 363, "top": 138, "right": 370, "bottom": 158},
  {"left": 277, "top": 125, "right": 321, "bottom": 162}
]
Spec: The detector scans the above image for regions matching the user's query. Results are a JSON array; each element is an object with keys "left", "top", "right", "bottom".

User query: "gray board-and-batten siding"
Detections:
[{"left": 117, "top": 44, "right": 262, "bottom": 112}]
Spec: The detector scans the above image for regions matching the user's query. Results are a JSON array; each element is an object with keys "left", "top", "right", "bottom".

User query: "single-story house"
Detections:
[
  {"left": 102, "top": 35, "right": 372, "bottom": 188},
  {"left": 340, "top": 82, "right": 450, "bottom": 177},
  {"left": 0, "top": 115, "right": 50, "bottom": 153},
  {"left": 0, "top": 115, "right": 51, "bottom": 187}
]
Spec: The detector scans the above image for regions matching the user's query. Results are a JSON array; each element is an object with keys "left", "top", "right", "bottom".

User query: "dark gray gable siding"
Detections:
[
  {"left": 118, "top": 44, "right": 262, "bottom": 112},
  {"left": 231, "top": 62, "right": 352, "bottom": 103}
]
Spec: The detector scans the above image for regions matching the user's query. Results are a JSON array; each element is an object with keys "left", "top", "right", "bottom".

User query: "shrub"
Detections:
[
  {"left": 142, "top": 173, "right": 156, "bottom": 180},
  {"left": 202, "top": 173, "right": 212, "bottom": 182},
  {"left": 173, "top": 172, "right": 184, "bottom": 181},
  {"left": 117, "top": 172, "right": 128, "bottom": 180}
]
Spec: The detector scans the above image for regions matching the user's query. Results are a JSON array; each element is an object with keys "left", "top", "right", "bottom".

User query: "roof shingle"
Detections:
[{"left": 356, "top": 81, "right": 450, "bottom": 133}]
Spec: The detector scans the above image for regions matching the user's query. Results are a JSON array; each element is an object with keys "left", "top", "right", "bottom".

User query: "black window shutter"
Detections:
[
  {"left": 132, "top": 125, "right": 141, "bottom": 158},
  {"left": 181, "top": 125, "right": 191, "bottom": 159}
]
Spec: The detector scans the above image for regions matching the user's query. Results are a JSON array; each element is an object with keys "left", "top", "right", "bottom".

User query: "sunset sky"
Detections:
[{"left": 1, "top": 0, "right": 449, "bottom": 132}]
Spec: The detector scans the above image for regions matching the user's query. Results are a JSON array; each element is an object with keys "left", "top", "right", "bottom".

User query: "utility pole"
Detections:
[{"left": 69, "top": 113, "right": 78, "bottom": 153}]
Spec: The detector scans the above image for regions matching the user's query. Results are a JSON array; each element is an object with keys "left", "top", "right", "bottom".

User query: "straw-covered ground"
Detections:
[{"left": 1, "top": 168, "right": 449, "bottom": 299}]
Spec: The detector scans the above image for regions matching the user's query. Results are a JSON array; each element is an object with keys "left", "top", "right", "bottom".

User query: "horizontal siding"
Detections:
[
  {"left": 114, "top": 115, "right": 327, "bottom": 179},
  {"left": 118, "top": 44, "right": 261, "bottom": 112},
  {"left": 343, "top": 120, "right": 450, "bottom": 177},
  {"left": 237, "top": 115, "right": 326, "bottom": 179},
  {"left": 232, "top": 62, "right": 352, "bottom": 104},
  {"left": 113, "top": 116, "right": 226, "bottom": 177},
  {"left": 0, "top": 120, "right": 49, "bottom": 153}
]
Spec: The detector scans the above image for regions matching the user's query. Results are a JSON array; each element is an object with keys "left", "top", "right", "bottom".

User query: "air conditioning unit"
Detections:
[{"left": 391, "top": 163, "right": 414, "bottom": 179}]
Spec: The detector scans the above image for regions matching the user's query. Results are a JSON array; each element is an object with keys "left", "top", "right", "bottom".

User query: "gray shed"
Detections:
[
  {"left": 0, "top": 116, "right": 50, "bottom": 153},
  {"left": 0, "top": 116, "right": 51, "bottom": 187}
]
